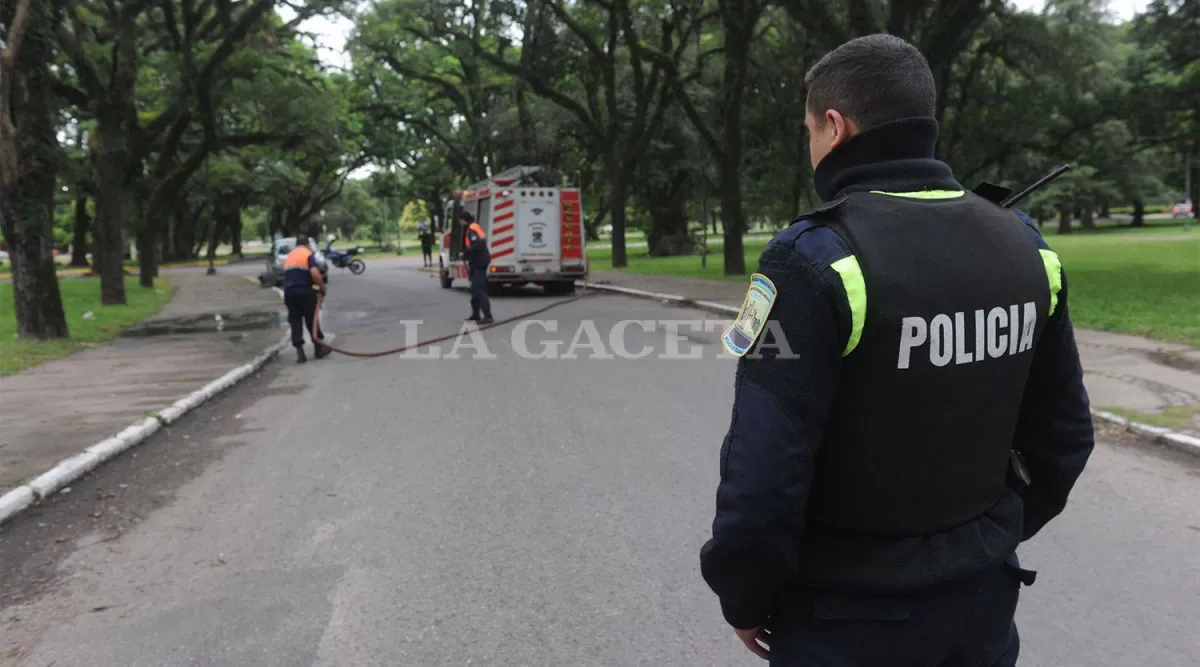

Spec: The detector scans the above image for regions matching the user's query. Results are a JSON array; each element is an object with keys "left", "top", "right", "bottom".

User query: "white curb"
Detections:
[
  {"left": 583, "top": 281, "right": 1200, "bottom": 458},
  {"left": 0, "top": 334, "right": 289, "bottom": 525},
  {"left": 581, "top": 282, "right": 739, "bottom": 317}
]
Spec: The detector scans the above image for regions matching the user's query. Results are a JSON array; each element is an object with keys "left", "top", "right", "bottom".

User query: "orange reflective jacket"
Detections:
[
  {"left": 464, "top": 222, "right": 486, "bottom": 246},
  {"left": 284, "top": 246, "right": 313, "bottom": 270}
]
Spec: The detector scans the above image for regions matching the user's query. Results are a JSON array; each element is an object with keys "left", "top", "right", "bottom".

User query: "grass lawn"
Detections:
[
  {"left": 0, "top": 277, "right": 172, "bottom": 376},
  {"left": 589, "top": 224, "right": 1200, "bottom": 347}
]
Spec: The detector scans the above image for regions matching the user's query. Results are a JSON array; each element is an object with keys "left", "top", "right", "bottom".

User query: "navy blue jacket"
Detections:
[{"left": 700, "top": 119, "right": 1095, "bottom": 630}]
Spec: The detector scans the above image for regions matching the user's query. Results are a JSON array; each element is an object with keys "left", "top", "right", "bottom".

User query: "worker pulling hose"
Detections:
[{"left": 310, "top": 288, "right": 591, "bottom": 358}]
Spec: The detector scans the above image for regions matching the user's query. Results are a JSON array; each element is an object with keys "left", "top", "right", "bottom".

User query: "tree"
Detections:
[
  {"left": 456, "top": 0, "right": 705, "bottom": 268},
  {"left": 670, "top": 0, "right": 767, "bottom": 275},
  {"left": 1133, "top": 0, "right": 1199, "bottom": 214},
  {"left": 398, "top": 199, "right": 429, "bottom": 235},
  {"left": 0, "top": 0, "right": 69, "bottom": 339}
]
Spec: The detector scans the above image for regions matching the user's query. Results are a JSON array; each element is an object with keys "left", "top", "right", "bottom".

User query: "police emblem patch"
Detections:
[{"left": 722, "top": 273, "right": 777, "bottom": 357}]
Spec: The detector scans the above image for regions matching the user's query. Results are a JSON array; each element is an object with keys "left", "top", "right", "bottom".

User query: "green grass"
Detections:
[
  {"left": 1050, "top": 234, "right": 1200, "bottom": 346},
  {"left": 1104, "top": 405, "right": 1200, "bottom": 430},
  {"left": 0, "top": 277, "right": 173, "bottom": 376},
  {"left": 588, "top": 226, "right": 1200, "bottom": 347}
]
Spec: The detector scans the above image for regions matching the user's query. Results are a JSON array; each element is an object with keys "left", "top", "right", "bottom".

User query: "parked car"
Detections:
[
  {"left": 1172, "top": 199, "right": 1193, "bottom": 219},
  {"left": 268, "top": 237, "right": 328, "bottom": 284}
]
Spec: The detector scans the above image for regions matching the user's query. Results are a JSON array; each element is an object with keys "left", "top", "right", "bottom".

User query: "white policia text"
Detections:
[{"left": 897, "top": 302, "right": 1037, "bottom": 370}]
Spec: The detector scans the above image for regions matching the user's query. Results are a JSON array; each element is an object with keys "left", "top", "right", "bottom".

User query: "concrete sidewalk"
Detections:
[
  {"left": 589, "top": 271, "right": 1200, "bottom": 438},
  {"left": 0, "top": 273, "right": 285, "bottom": 495}
]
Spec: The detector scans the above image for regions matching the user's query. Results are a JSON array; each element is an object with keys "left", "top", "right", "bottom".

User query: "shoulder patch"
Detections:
[{"left": 722, "top": 273, "right": 778, "bottom": 357}]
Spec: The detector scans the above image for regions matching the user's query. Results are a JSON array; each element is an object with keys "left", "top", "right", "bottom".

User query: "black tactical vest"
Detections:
[{"left": 805, "top": 191, "right": 1051, "bottom": 538}]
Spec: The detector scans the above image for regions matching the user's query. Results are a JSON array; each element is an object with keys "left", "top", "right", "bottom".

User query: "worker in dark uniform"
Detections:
[
  {"left": 282, "top": 234, "right": 330, "bottom": 363},
  {"left": 419, "top": 223, "right": 434, "bottom": 267},
  {"left": 702, "top": 34, "right": 1094, "bottom": 666},
  {"left": 458, "top": 211, "right": 493, "bottom": 324}
]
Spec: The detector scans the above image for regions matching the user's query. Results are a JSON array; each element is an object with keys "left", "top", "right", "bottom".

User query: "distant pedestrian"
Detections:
[
  {"left": 419, "top": 223, "right": 435, "bottom": 267},
  {"left": 282, "top": 234, "right": 330, "bottom": 363}
]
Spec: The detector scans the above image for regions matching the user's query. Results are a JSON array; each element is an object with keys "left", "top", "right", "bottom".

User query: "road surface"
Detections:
[{"left": 2, "top": 257, "right": 1198, "bottom": 666}]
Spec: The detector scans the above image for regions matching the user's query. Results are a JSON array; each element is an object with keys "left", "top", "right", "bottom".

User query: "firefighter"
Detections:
[
  {"left": 701, "top": 34, "right": 1094, "bottom": 665},
  {"left": 282, "top": 234, "right": 330, "bottom": 363},
  {"left": 458, "top": 211, "right": 493, "bottom": 324}
]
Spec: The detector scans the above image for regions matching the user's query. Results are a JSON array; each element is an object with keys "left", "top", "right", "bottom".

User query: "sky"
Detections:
[{"left": 288, "top": 1, "right": 1150, "bottom": 72}]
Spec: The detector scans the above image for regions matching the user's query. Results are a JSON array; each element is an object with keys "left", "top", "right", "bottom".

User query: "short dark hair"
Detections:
[
  {"left": 458, "top": 210, "right": 475, "bottom": 222},
  {"left": 804, "top": 34, "right": 936, "bottom": 131},
  {"left": 296, "top": 234, "right": 309, "bottom": 246}
]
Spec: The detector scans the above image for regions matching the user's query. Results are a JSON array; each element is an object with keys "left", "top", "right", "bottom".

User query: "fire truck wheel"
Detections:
[{"left": 439, "top": 269, "right": 453, "bottom": 289}]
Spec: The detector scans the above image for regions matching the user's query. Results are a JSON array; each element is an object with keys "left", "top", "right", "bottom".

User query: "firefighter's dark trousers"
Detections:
[
  {"left": 470, "top": 267, "right": 492, "bottom": 318},
  {"left": 285, "top": 290, "right": 325, "bottom": 349},
  {"left": 767, "top": 561, "right": 1025, "bottom": 667}
]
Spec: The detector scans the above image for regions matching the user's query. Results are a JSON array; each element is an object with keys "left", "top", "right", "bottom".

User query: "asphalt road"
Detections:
[{"left": 2, "top": 257, "right": 1199, "bottom": 666}]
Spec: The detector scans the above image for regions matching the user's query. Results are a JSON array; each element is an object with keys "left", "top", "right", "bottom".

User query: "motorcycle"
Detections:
[{"left": 323, "top": 235, "right": 366, "bottom": 275}]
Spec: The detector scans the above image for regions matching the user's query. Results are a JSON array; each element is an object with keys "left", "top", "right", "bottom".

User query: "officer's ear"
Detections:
[{"left": 825, "top": 109, "right": 856, "bottom": 150}]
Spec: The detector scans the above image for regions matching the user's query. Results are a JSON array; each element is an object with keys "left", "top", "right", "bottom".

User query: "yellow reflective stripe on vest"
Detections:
[
  {"left": 1039, "top": 248, "right": 1063, "bottom": 316},
  {"left": 869, "top": 189, "right": 966, "bottom": 200},
  {"left": 830, "top": 255, "right": 866, "bottom": 356}
]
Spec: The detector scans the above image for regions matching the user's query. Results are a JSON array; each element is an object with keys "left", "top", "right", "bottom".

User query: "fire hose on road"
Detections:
[{"left": 309, "top": 288, "right": 591, "bottom": 358}]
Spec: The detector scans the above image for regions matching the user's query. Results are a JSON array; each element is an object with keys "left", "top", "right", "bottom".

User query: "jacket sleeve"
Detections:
[
  {"left": 1012, "top": 215, "right": 1095, "bottom": 540},
  {"left": 699, "top": 241, "right": 847, "bottom": 630},
  {"left": 464, "top": 227, "right": 484, "bottom": 263}
]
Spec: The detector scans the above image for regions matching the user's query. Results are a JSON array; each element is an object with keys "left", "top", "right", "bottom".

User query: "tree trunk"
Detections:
[
  {"left": 1191, "top": 167, "right": 1199, "bottom": 220},
  {"left": 1099, "top": 198, "right": 1110, "bottom": 219},
  {"left": 137, "top": 225, "right": 158, "bottom": 287},
  {"left": 230, "top": 205, "right": 243, "bottom": 258},
  {"left": 720, "top": 166, "right": 747, "bottom": 275},
  {"left": 70, "top": 193, "right": 90, "bottom": 267},
  {"left": 585, "top": 205, "right": 607, "bottom": 242},
  {"left": 716, "top": 0, "right": 758, "bottom": 275},
  {"left": 92, "top": 110, "right": 130, "bottom": 304},
  {"left": 0, "top": 0, "right": 68, "bottom": 339},
  {"left": 1131, "top": 198, "right": 1145, "bottom": 227},
  {"left": 1057, "top": 206, "right": 1073, "bottom": 235},
  {"left": 646, "top": 171, "right": 691, "bottom": 256},
  {"left": 1080, "top": 203, "right": 1096, "bottom": 231},
  {"left": 607, "top": 152, "right": 630, "bottom": 268}
]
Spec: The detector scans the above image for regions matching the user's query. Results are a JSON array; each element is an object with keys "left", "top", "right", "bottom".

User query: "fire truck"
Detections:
[{"left": 439, "top": 166, "right": 588, "bottom": 295}]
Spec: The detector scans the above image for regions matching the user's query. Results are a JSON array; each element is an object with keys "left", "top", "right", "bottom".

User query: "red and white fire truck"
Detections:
[{"left": 439, "top": 166, "right": 588, "bottom": 295}]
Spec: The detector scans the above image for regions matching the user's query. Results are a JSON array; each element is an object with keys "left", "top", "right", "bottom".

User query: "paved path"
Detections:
[
  {"left": 0, "top": 257, "right": 1197, "bottom": 665},
  {"left": 0, "top": 270, "right": 283, "bottom": 494},
  {"left": 589, "top": 270, "right": 1200, "bottom": 437}
]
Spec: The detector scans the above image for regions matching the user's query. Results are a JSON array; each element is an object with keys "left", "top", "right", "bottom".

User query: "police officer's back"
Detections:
[{"left": 701, "top": 34, "right": 1094, "bottom": 666}]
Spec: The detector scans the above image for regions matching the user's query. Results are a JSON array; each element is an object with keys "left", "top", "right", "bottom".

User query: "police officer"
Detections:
[
  {"left": 418, "top": 223, "right": 435, "bottom": 267},
  {"left": 282, "top": 234, "right": 330, "bottom": 363},
  {"left": 458, "top": 211, "right": 493, "bottom": 324},
  {"left": 701, "top": 34, "right": 1094, "bottom": 666}
]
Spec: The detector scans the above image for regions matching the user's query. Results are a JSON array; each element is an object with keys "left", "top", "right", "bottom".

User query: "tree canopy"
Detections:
[{"left": 1, "top": 0, "right": 1196, "bottom": 339}]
